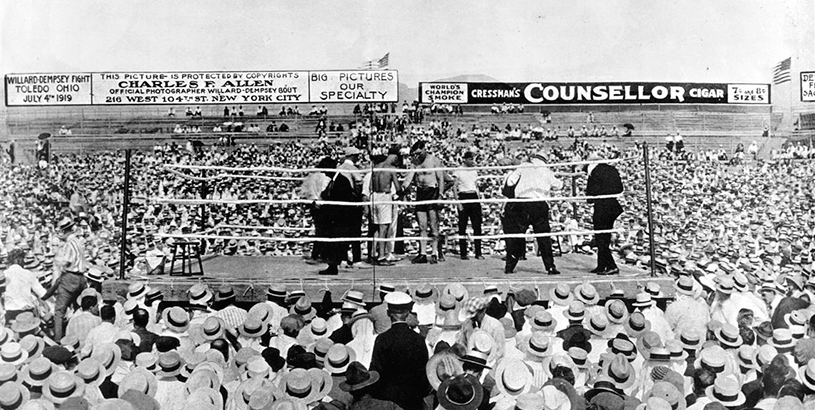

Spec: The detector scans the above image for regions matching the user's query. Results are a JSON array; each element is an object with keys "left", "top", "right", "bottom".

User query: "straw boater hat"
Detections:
[
  {"left": 677, "top": 328, "right": 703, "bottom": 353},
  {"left": 341, "top": 290, "right": 366, "bottom": 308},
  {"left": 307, "top": 368, "right": 333, "bottom": 401},
  {"left": 623, "top": 312, "right": 651, "bottom": 338},
  {"left": 715, "top": 323, "right": 743, "bottom": 349},
  {"left": 673, "top": 276, "right": 700, "bottom": 297},
  {"left": 233, "top": 377, "right": 277, "bottom": 410},
  {"left": 267, "top": 285, "right": 287, "bottom": 300},
  {"left": 19, "top": 335, "right": 44, "bottom": 362},
  {"left": 0, "top": 343, "right": 28, "bottom": 367},
  {"left": 339, "top": 362, "right": 380, "bottom": 392},
  {"left": 201, "top": 317, "right": 227, "bottom": 342},
  {"left": 156, "top": 352, "right": 184, "bottom": 379},
  {"left": 248, "top": 303, "right": 273, "bottom": 325},
  {"left": 215, "top": 285, "right": 237, "bottom": 303},
  {"left": 588, "top": 314, "right": 609, "bottom": 337},
  {"left": 605, "top": 300, "right": 629, "bottom": 325},
  {"left": 705, "top": 375, "right": 745, "bottom": 407},
  {"left": 239, "top": 316, "right": 268, "bottom": 339},
  {"left": 162, "top": 306, "right": 190, "bottom": 333},
  {"left": 563, "top": 301, "right": 586, "bottom": 323},
  {"left": 549, "top": 284, "right": 574, "bottom": 306},
  {"left": 736, "top": 345, "right": 755, "bottom": 371},
  {"left": 426, "top": 351, "right": 464, "bottom": 391},
  {"left": 280, "top": 368, "right": 325, "bottom": 404},
  {"left": 323, "top": 344, "right": 356, "bottom": 375},
  {"left": 117, "top": 367, "right": 158, "bottom": 399},
  {"left": 75, "top": 358, "right": 107, "bottom": 386},
  {"left": 290, "top": 297, "right": 317, "bottom": 321},
  {"left": 0, "top": 364, "right": 20, "bottom": 386},
  {"left": 601, "top": 353, "right": 637, "bottom": 389},
  {"left": 0, "top": 382, "right": 30, "bottom": 410},
  {"left": 437, "top": 374, "right": 484, "bottom": 410},
  {"left": 127, "top": 283, "right": 150, "bottom": 300},
  {"left": 752, "top": 345, "right": 777, "bottom": 372},
  {"left": 768, "top": 329, "right": 796, "bottom": 352},
  {"left": 799, "top": 359, "right": 815, "bottom": 392},
  {"left": 574, "top": 283, "right": 599, "bottom": 305},
  {"left": 632, "top": 292, "right": 653, "bottom": 308},
  {"left": 414, "top": 283, "right": 436, "bottom": 302},
  {"left": 135, "top": 352, "right": 158, "bottom": 373},
  {"left": 42, "top": 371, "right": 85, "bottom": 404},
  {"left": 460, "top": 350, "right": 491, "bottom": 370},
  {"left": 185, "top": 387, "right": 222, "bottom": 410},
  {"left": 188, "top": 284, "right": 213, "bottom": 306},
  {"left": 21, "top": 357, "right": 57, "bottom": 389},
  {"left": 694, "top": 346, "right": 729, "bottom": 374},
  {"left": 493, "top": 358, "right": 533, "bottom": 397},
  {"left": 530, "top": 311, "right": 557, "bottom": 333},
  {"left": 521, "top": 333, "right": 554, "bottom": 361}
]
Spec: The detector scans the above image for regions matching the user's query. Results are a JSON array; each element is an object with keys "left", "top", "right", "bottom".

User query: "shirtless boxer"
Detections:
[
  {"left": 370, "top": 147, "right": 402, "bottom": 264},
  {"left": 402, "top": 141, "right": 444, "bottom": 264}
]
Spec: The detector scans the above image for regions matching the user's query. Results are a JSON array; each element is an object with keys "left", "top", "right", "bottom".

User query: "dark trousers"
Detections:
[
  {"left": 457, "top": 193, "right": 482, "bottom": 257},
  {"left": 54, "top": 272, "right": 87, "bottom": 341},
  {"left": 310, "top": 205, "right": 327, "bottom": 260},
  {"left": 350, "top": 209, "right": 362, "bottom": 263},
  {"left": 593, "top": 200, "right": 622, "bottom": 270},
  {"left": 502, "top": 201, "right": 555, "bottom": 271}
]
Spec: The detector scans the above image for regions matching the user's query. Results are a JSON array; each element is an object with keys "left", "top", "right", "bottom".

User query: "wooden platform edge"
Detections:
[{"left": 102, "top": 275, "right": 676, "bottom": 303}]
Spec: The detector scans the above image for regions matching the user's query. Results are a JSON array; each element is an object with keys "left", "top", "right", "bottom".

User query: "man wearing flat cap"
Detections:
[{"left": 370, "top": 292, "right": 429, "bottom": 410}]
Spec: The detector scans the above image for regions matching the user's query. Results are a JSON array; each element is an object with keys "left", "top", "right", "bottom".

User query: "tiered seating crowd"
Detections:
[{"left": 1, "top": 114, "right": 815, "bottom": 409}]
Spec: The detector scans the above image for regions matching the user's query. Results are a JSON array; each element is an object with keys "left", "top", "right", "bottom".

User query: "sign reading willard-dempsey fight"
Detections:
[
  {"left": 4, "top": 70, "right": 398, "bottom": 106},
  {"left": 420, "top": 82, "right": 770, "bottom": 104}
]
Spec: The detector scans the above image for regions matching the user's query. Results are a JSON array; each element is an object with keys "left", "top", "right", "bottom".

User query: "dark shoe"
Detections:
[
  {"left": 318, "top": 266, "right": 339, "bottom": 275},
  {"left": 438, "top": 254, "right": 445, "bottom": 262},
  {"left": 589, "top": 266, "right": 605, "bottom": 274},
  {"left": 461, "top": 255, "right": 470, "bottom": 260},
  {"left": 429, "top": 255, "right": 438, "bottom": 264},
  {"left": 475, "top": 255, "right": 485, "bottom": 260},
  {"left": 599, "top": 267, "right": 620, "bottom": 276},
  {"left": 411, "top": 254, "right": 428, "bottom": 264},
  {"left": 505, "top": 255, "right": 518, "bottom": 273},
  {"left": 547, "top": 268, "right": 561, "bottom": 275}
]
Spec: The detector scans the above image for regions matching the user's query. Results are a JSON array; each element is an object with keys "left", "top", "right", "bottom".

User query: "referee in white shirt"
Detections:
[
  {"left": 501, "top": 149, "right": 563, "bottom": 275},
  {"left": 453, "top": 151, "right": 483, "bottom": 260}
]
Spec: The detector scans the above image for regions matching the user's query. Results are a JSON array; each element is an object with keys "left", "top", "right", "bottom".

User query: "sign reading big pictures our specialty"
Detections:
[
  {"left": 419, "top": 82, "right": 771, "bottom": 105},
  {"left": 802, "top": 72, "right": 815, "bottom": 102},
  {"left": 4, "top": 70, "right": 399, "bottom": 106}
]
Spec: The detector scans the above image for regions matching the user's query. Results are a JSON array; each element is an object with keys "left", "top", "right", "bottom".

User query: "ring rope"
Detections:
[
  {"left": 144, "top": 193, "right": 623, "bottom": 207},
  {"left": 163, "top": 156, "right": 637, "bottom": 174},
  {"left": 157, "top": 228, "right": 623, "bottom": 243}
]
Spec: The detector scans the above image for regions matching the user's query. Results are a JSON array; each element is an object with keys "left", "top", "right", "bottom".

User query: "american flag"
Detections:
[
  {"left": 772, "top": 57, "right": 791, "bottom": 85},
  {"left": 360, "top": 53, "right": 389, "bottom": 70}
]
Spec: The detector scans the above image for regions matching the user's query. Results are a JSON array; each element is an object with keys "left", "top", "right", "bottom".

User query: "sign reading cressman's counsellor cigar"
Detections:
[
  {"left": 4, "top": 70, "right": 399, "bottom": 106},
  {"left": 420, "top": 82, "right": 770, "bottom": 105}
]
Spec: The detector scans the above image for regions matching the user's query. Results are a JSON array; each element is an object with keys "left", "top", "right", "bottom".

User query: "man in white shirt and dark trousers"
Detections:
[
  {"left": 501, "top": 149, "right": 563, "bottom": 275},
  {"left": 453, "top": 151, "right": 484, "bottom": 260}
]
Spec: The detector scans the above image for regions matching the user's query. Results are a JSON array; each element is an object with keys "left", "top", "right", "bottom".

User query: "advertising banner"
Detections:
[
  {"left": 308, "top": 70, "right": 398, "bottom": 102},
  {"left": 802, "top": 72, "right": 815, "bottom": 102},
  {"left": 91, "top": 71, "right": 308, "bottom": 105},
  {"left": 5, "top": 70, "right": 399, "bottom": 106},
  {"left": 5, "top": 73, "right": 92, "bottom": 105},
  {"left": 419, "top": 82, "right": 771, "bottom": 105}
]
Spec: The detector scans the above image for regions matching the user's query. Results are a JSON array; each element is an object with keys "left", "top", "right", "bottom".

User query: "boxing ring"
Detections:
[{"left": 102, "top": 150, "right": 674, "bottom": 303}]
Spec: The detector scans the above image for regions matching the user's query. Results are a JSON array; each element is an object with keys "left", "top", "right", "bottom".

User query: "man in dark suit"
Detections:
[
  {"left": 585, "top": 152, "right": 624, "bottom": 275},
  {"left": 319, "top": 158, "right": 360, "bottom": 275},
  {"left": 369, "top": 292, "right": 429, "bottom": 410}
]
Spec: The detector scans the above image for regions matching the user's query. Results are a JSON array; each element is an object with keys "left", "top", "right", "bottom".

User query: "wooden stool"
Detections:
[{"left": 169, "top": 241, "right": 204, "bottom": 276}]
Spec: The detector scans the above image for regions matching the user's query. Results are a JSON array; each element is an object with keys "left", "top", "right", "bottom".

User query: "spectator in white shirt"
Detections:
[
  {"left": 81, "top": 305, "right": 122, "bottom": 356},
  {"left": 2, "top": 250, "right": 47, "bottom": 322}
]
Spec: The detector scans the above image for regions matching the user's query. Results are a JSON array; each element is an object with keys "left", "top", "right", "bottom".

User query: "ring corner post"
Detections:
[
  {"left": 118, "top": 149, "right": 133, "bottom": 280},
  {"left": 643, "top": 142, "right": 657, "bottom": 278}
]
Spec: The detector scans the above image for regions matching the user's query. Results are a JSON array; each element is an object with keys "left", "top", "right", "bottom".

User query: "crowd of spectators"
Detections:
[{"left": 1, "top": 112, "right": 815, "bottom": 409}]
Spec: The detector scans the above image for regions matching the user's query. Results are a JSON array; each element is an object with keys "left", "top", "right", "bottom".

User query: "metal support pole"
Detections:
[
  {"left": 571, "top": 165, "right": 578, "bottom": 219},
  {"left": 119, "top": 149, "right": 132, "bottom": 280},
  {"left": 643, "top": 143, "right": 657, "bottom": 277}
]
